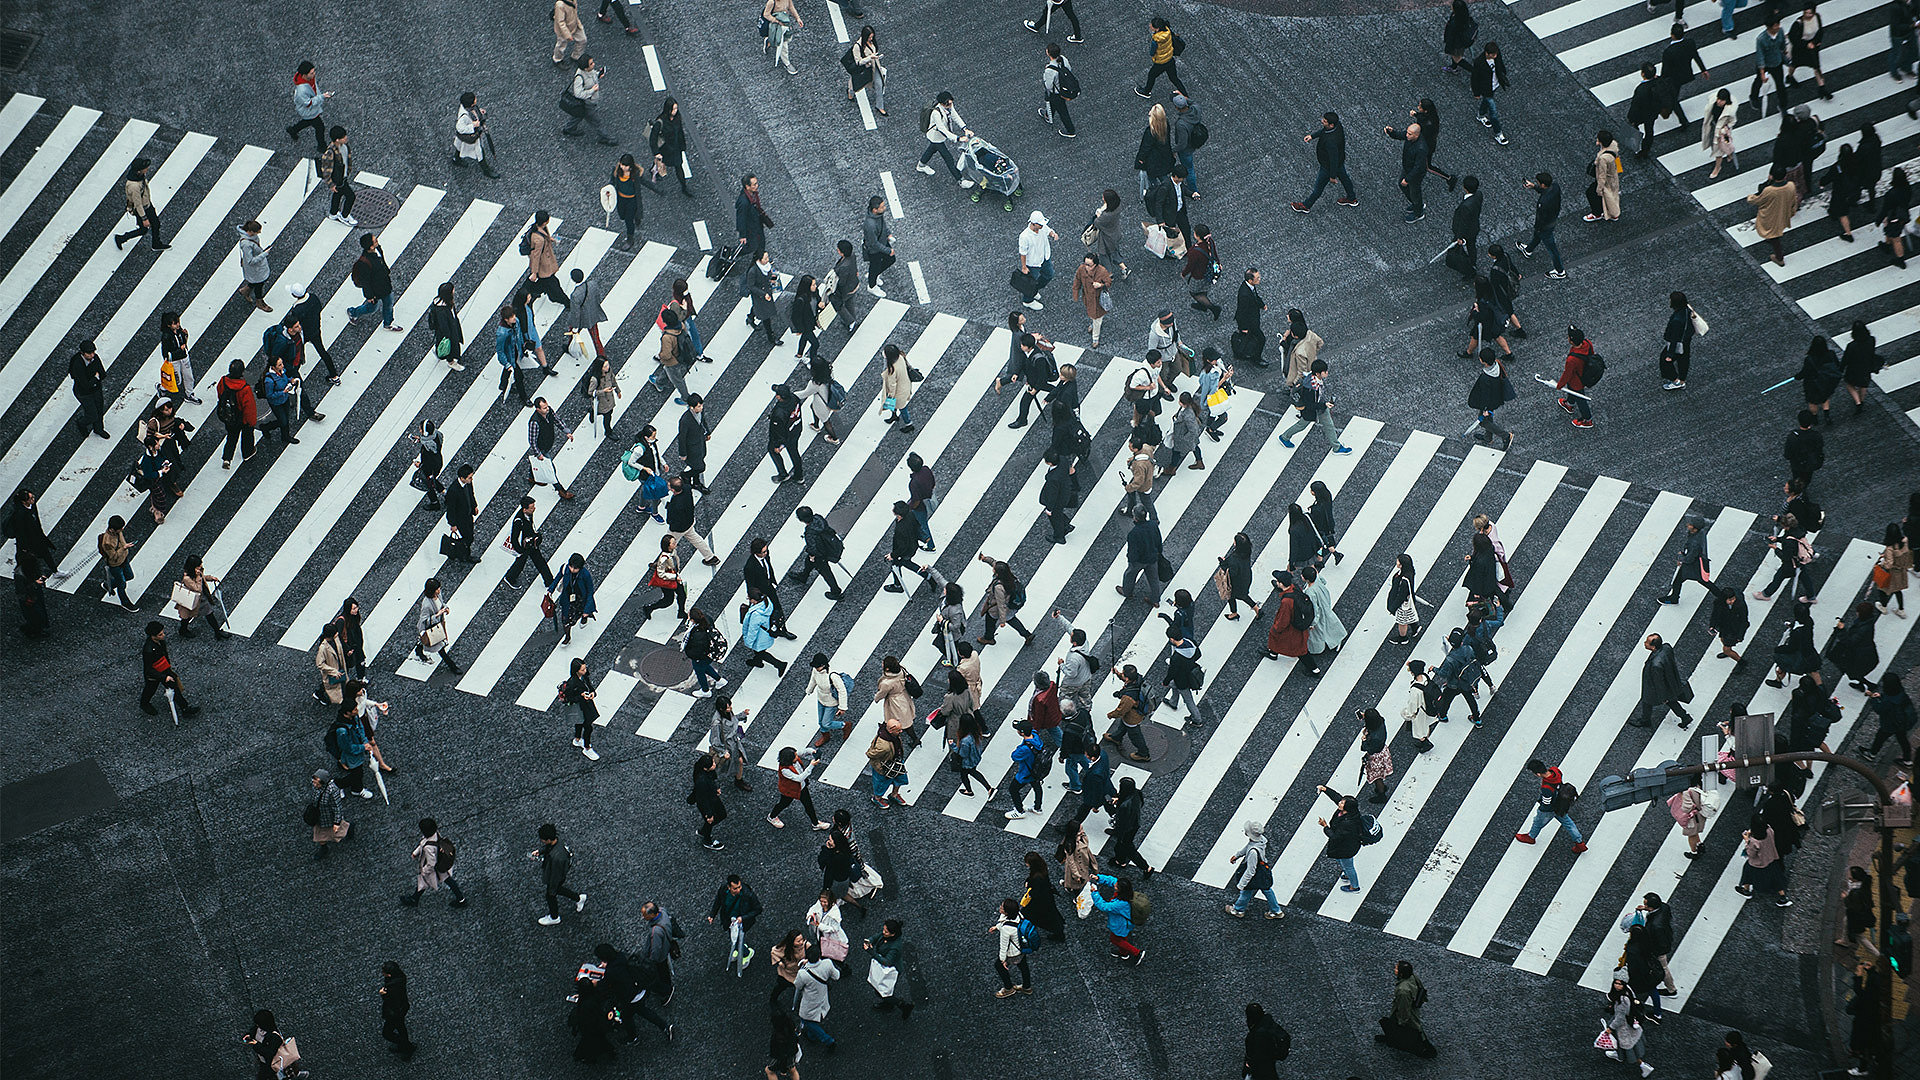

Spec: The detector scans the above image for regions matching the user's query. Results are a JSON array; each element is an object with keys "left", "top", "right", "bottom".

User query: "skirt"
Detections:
[
  {"left": 1740, "top": 858, "right": 1786, "bottom": 894},
  {"left": 1394, "top": 599, "right": 1419, "bottom": 626},
  {"left": 1363, "top": 748, "right": 1395, "bottom": 784}
]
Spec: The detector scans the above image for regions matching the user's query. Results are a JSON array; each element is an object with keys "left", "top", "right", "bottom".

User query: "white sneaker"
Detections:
[
  {"left": 1005, "top": 808, "right": 1029, "bottom": 820},
  {"left": 582, "top": 746, "right": 600, "bottom": 761},
  {"left": 1640, "top": 1064, "right": 1654, "bottom": 1078},
  {"left": 915, "top": 163, "right": 936, "bottom": 175},
  {"left": 357, "top": 788, "right": 375, "bottom": 799},
  {"left": 341, "top": 214, "right": 359, "bottom": 227},
  {"left": 692, "top": 688, "right": 712, "bottom": 698},
  {"left": 572, "top": 737, "right": 585, "bottom": 748},
  {"left": 713, "top": 677, "right": 728, "bottom": 689},
  {"left": 959, "top": 179, "right": 975, "bottom": 189},
  {"left": 1023, "top": 299, "right": 1043, "bottom": 310},
  {"left": 537, "top": 914, "right": 562, "bottom": 926},
  {"left": 575, "top": 892, "right": 588, "bottom": 912},
  {"left": 448, "top": 361, "right": 465, "bottom": 371},
  {"left": 869, "top": 285, "right": 887, "bottom": 298}
]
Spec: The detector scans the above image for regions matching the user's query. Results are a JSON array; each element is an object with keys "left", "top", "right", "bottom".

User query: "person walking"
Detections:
[
  {"left": 560, "top": 56, "right": 618, "bottom": 145},
  {"left": 306, "top": 768, "right": 350, "bottom": 858},
  {"left": 211, "top": 359, "right": 259, "bottom": 468},
  {"left": 1514, "top": 171, "right": 1567, "bottom": 278},
  {"left": 1630, "top": 633, "right": 1696, "bottom": 729},
  {"left": 768, "top": 745, "right": 829, "bottom": 829},
  {"left": 453, "top": 91, "right": 498, "bottom": 179},
  {"left": 1315, "top": 785, "right": 1369, "bottom": 892},
  {"left": 1041, "top": 44, "right": 1077, "bottom": 138},
  {"left": 1658, "top": 519, "right": 1711, "bottom": 605},
  {"left": 1585, "top": 131, "right": 1624, "bottom": 222},
  {"left": 320, "top": 126, "right": 358, "bottom": 225},
  {"left": 1703, "top": 89, "right": 1738, "bottom": 179},
  {"left": 286, "top": 62, "right": 332, "bottom": 155},
  {"left": 567, "top": 267, "right": 611, "bottom": 360},
  {"left": 1603, "top": 977, "right": 1654, "bottom": 1076},
  {"left": 1510, "top": 759, "right": 1588, "bottom": 851},
  {"left": 916, "top": 91, "right": 973, "bottom": 186},
  {"left": 112, "top": 159, "right": 168, "bottom": 252},
  {"left": 646, "top": 98, "right": 694, "bottom": 196},
  {"left": 346, "top": 232, "right": 401, "bottom": 331},
  {"left": 529, "top": 823, "right": 584, "bottom": 925},
  {"left": 1555, "top": 324, "right": 1598, "bottom": 429},
  {"left": 1026, "top": 0, "right": 1085, "bottom": 39},
  {"left": 1467, "top": 349, "right": 1517, "bottom": 451},
  {"left": 1747, "top": 167, "right": 1798, "bottom": 266},
  {"left": 527, "top": 396, "right": 576, "bottom": 499},
  {"left": 847, "top": 24, "right": 886, "bottom": 116},
  {"left": 1264, "top": 570, "right": 1314, "bottom": 667},
  {"left": 1171, "top": 92, "right": 1205, "bottom": 196},
  {"left": 1441, "top": 0, "right": 1476, "bottom": 70},
  {"left": 235, "top": 220, "right": 274, "bottom": 313},
  {"left": 553, "top": 0, "right": 587, "bottom": 63},
  {"left": 991, "top": 898, "right": 1032, "bottom": 998},
  {"left": 1135, "top": 17, "right": 1186, "bottom": 97},
  {"left": 1446, "top": 175, "right": 1484, "bottom": 280},
  {"left": 1013, "top": 211, "right": 1057, "bottom": 310},
  {"left": 1277, "top": 358, "right": 1353, "bottom": 453},
  {"left": 609, "top": 154, "right": 649, "bottom": 249},
  {"left": 64, "top": 341, "right": 109, "bottom": 439},
  {"left": 858, "top": 196, "right": 897, "bottom": 302},
  {"left": 1385, "top": 121, "right": 1432, "bottom": 223},
  {"left": 1470, "top": 41, "right": 1512, "bottom": 146},
  {"left": 377, "top": 962, "right": 415, "bottom": 1060},
  {"left": 1225, "top": 821, "right": 1284, "bottom": 918},
  {"left": 1068, "top": 253, "right": 1114, "bottom": 348},
  {"left": 1748, "top": 16, "right": 1788, "bottom": 113},
  {"left": 1292, "top": 111, "right": 1359, "bottom": 213},
  {"left": 1657, "top": 290, "right": 1697, "bottom": 391}
]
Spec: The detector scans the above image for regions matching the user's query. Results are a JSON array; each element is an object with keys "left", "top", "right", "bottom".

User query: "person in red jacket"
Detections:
[
  {"left": 1554, "top": 325, "right": 1595, "bottom": 428},
  {"left": 1264, "top": 570, "right": 1311, "bottom": 664},
  {"left": 215, "top": 359, "right": 259, "bottom": 467},
  {"left": 1028, "top": 671, "right": 1064, "bottom": 756}
]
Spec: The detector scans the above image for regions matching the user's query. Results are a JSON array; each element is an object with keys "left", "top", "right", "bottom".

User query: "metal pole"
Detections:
[{"left": 1663, "top": 753, "right": 1896, "bottom": 1076}]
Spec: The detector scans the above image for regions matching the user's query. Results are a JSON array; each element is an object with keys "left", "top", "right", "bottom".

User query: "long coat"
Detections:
[
  {"left": 1267, "top": 590, "right": 1309, "bottom": 657},
  {"left": 1640, "top": 642, "right": 1694, "bottom": 704},
  {"left": 414, "top": 834, "right": 452, "bottom": 892},
  {"left": 1304, "top": 577, "right": 1346, "bottom": 654}
]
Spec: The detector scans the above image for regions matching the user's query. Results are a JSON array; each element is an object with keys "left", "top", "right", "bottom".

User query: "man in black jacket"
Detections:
[
  {"left": 664, "top": 476, "right": 720, "bottom": 567},
  {"left": 1517, "top": 172, "right": 1565, "bottom": 277},
  {"left": 766, "top": 386, "right": 804, "bottom": 483},
  {"left": 743, "top": 537, "right": 798, "bottom": 638},
  {"left": 1627, "top": 63, "right": 1668, "bottom": 157},
  {"left": 1636, "top": 893, "right": 1679, "bottom": 996},
  {"left": 1010, "top": 333, "right": 1057, "bottom": 428},
  {"left": 734, "top": 174, "right": 769, "bottom": 259},
  {"left": 793, "top": 506, "right": 845, "bottom": 599},
  {"left": 1659, "top": 519, "right": 1710, "bottom": 604},
  {"left": 1292, "top": 111, "right": 1357, "bottom": 213},
  {"left": 1118, "top": 506, "right": 1164, "bottom": 605},
  {"left": 504, "top": 496, "right": 554, "bottom": 590},
  {"left": 862, "top": 195, "right": 894, "bottom": 295},
  {"left": 1447, "top": 176, "right": 1483, "bottom": 279},
  {"left": 1233, "top": 268, "right": 1269, "bottom": 367},
  {"left": 68, "top": 341, "right": 110, "bottom": 438},
  {"left": 443, "top": 464, "right": 480, "bottom": 563},
  {"left": 1659, "top": 24, "right": 1708, "bottom": 125},
  {"left": 1040, "top": 449, "right": 1078, "bottom": 544},
  {"left": 1783, "top": 409, "right": 1825, "bottom": 488},
  {"left": 286, "top": 282, "right": 339, "bottom": 381},
  {"left": 531, "top": 822, "right": 585, "bottom": 925},
  {"left": 1387, "top": 121, "right": 1431, "bottom": 222},
  {"left": 677, "top": 394, "right": 709, "bottom": 492},
  {"left": 346, "top": 232, "right": 401, "bottom": 331}
]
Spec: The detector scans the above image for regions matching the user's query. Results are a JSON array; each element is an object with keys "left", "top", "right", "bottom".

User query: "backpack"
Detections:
[
  {"left": 1017, "top": 917, "right": 1038, "bottom": 954},
  {"left": 1554, "top": 782, "right": 1579, "bottom": 811},
  {"left": 1470, "top": 631, "right": 1497, "bottom": 666},
  {"left": 620, "top": 444, "right": 647, "bottom": 482},
  {"left": 1031, "top": 745, "right": 1054, "bottom": 779},
  {"left": 1419, "top": 678, "right": 1445, "bottom": 717},
  {"left": 667, "top": 913, "right": 686, "bottom": 958},
  {"left": 1010, "top": 583, "right": 1026, "bottom": 610},
  {"left": 519, "top": 231, "right": 532, "bottom": 257},
  {"left": 1360, "top": 814, "right": 1385, "bottom": 845},
  {"left": 1125, "top": 366, "right": 1152, "bottom": 401},
  {"left": 1128, "top": 891, "right": 1152, "bottom": 923},
  {"left": 216, "top": 384, "right": 240, "bottom": 428},
  {"left": 818, "top": 526, "right": 845, "bottom": 562},
  {"left": 1055, "top": 65, "right": 1081, "bottom": 100},
  {"left": 1796, "top": 498, "right": 1825, "bottom": 531},
  {"left": 434, "top": 836, "right": 457, "bottom": 872},
  {"left": 1790, "top": 535, "right": 1815, "bottom": 566},
  {"left": 1170, "top": 33, "right": 1185, "bottom": 55},
  {"left": 1289, "top": 590, "right": 1315, "bottom": 630},
  {"left": 825, "top": 379, "right": 847, "bottom": 411},
  {"left": 919, "top": 105, "right": 936, "bottom": 135},
  {"left": 1185, "top": 120, "right": 1209, "bottom": 149},
  {"left": 1581, "top": 350, "right": 1606, "bottom": 386},
  {"left": 1266, "top": 1019, "right": 1292, "bottom": 1061}
]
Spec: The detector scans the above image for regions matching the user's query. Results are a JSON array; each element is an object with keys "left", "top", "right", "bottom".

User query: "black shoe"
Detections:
[
  {"left": 734, "top": 778, "right": 754, "bottom": 792},
  {"left": 825, "top": 590, "right": 845, "bottom": 600},
  {"left": 140, "top": 702, "right": 159, "bottom": 716}
]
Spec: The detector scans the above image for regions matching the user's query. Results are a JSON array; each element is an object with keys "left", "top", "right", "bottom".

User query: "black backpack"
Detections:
[
  {"left": 1289, "top": 590, "right": 1315, "bottom": 630},
  {"left": 578, "top": 369, "right": 595, "bottom": 399},
  {"left": 1471, "top": 632, "right": 1498, "bottom": 666},
  {"left": 519, "top": 231, "right": 533, "bottom": 257},
  {"left": 818, "top": 525, "right": 844, "bottom": 562},
  {"left": 1055, "top": 64, "right": 1081, "bottom": 100},
  {"left": 1418, "top": 678, "right": 1445, "bottom": 717},
  {"left": 1031, "top": 746, "right": 1054, "bottom": 778},
  {"left": 216, "top": 385, "right": 240, "bottom": 428},
  {"left": 434, "top": 837, "right": 458, "bottom": 872},
  {"left": 1185, "top": 120, "right": 1209, "bottom": 149},
  {"left": 323, "top": 724, "right": 343, "bottom": 759},
  {"left": 1581, "top": 350, "right": 1606, "bottom": 386}
]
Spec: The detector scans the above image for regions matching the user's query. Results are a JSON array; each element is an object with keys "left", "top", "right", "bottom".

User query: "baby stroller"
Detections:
[{"left": 958, "top": 133, "right": 1022, "bottom": 211}]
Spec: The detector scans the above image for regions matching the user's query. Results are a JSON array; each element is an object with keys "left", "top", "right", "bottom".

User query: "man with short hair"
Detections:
[
  {"left": 567, "top": 266, "right": 609, "bottom": 358},
  {"left": 1517, "top": 172, "right": 1566, "bottom": 278},
  {"left": 1629, "top": 633, "right": 1694, "bottom": 728},
  {"left": 113, "top": 158, "right": 168, "bottom": 251},
  {"left": 863, "top": 196, "right": 895, "bottom": 296},
  {"left": 348, "top": 232, "right": 402, "bottom": 331},
  {"left": 1276, "top": 359, "right": 1352, "bottom": 453},
  {"left": 320, "top": 126, "right": 358, "bottom": 225},
  {"left": 1292, "top": 112, "right": 1358, "bottom": 213},
  {"left": 678, "top": 394, "right": 710, "bottom": 492},
  {"left": 1659, "top": 520, "right": 1711, "bottom": 604},
  {"left": 1117, "top": 506, "right": 1164, "bottom": 606},
  {"left": 530, "top": 822, "right": 585, "bottom": 925},
  {"left": 308, "top": 768, "right": 350, "bottom": 858},
  {"left": 68, "top": 341, "right": 110, "bottom": 438},
  {"left": 1014, "top": 211, "right": 1057, "bottom": 310},
  {"left": 561, "top": 55, "right": 618, "bottom": 145},
  {"left": 527, "top": 396, "right": 576, "bottom": 500},
  {"left": 1171, "top": 92, "right": 1204, "bottom": 198},
  {"left": 907, "top": 453, "right": 936, "bottom": 549},
  {"left": 140, "top": 620, "right": 200, "bottom": 717},
  {"left": 1512, "top": 759, "right": 1586, "bottom": 852},
  {"left": 664, "top": 475, "right": 721, "bottom": 567},
  {"left": 794, "top": 506, "right": 845, "bottom": 599},
  {"left": 1386, "top": 120, "right": 1431, "bottom": 223},
  {"left": 286, "top": 281, "right": 339, "bottom": 382},
  {"left": 830, "top": 238, "right": 862, "bottom": 330}
]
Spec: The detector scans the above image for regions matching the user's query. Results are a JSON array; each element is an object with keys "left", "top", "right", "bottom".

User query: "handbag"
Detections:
[
  {"left": 1206, "top": 386, "right": 1231, "bottom": 410},
  {"left": 1098, "top": 288, "right": 1114, "bottom": 313},
  {"left": 558, "top": 91, "right": 587, "bottom": 118},
  {"left": 866, "top": 957, "right": 898, "bottom": 997},
  {"left": 435, "top": 336, "right": 452, "bottom": 359},
  {"left": 1081, "top": 221, "right": 1099, "bottom": 247},
  {"left": 1009, "top": 268, "right": 1035, "bottom": 298},
  {"left": 1872, "top": 563, "right": 1893, "bottom": 591},
  {"left": 269, "top": 1036, "right": 302, "bottom": 1076},
  {"left": 170, "top": 580, "right": 200, "bottom": 611},
  {"left": 541, "top": 593, "right": 556, "bottom": 619},
  {"left": 840, "top": 47, "right": 860, "bottom": 75},
  {"left": 439, "top": 533, "right": 461, "bottom": 557},
  {"left": 1688, "top": 305, "right": 1709, "bottom": 336},
  {"left": 1593, "top": 1026, "right": 1617, "bottom": 1052},
  {"left": 1213, "top": 565, "right": 1232, "bottom": 601},
  {"left": 422, "top": 622, "right": 449, "bottom": 649}
]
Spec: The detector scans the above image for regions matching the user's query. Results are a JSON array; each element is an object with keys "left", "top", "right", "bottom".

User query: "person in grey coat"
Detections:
[
  {"left": 1172, "top": 93, "right": 1204, "bottom": 199},
  {"left": 793, "top": 955, "right": 841, "bottom": 1048},
  {"left": 1089, "top": 189, "right": 1127, "bottom": 279},
  {"left": 531, "top": 822, "right": 585, "bottom": 925},
  {"left": 566, "top": 267, "right": 610, "bottom": 358},
  {"left": 862, "top": 196, "right": 895, "bottom": 294},
  {"left": 308, "top": 769, "right": 351, "bottom": 858},
  {"left": 1629, "top": 633, "right": 1694, "bottom": 728},
  {"left": 236, "top": 220, "right": 274, "bottom": 312},
  {"left": 830, "top": 239, "right": 861, "bottom": 331},
  {"left": 1161, "top": 393, "right": 1204, "bottom": 473}
]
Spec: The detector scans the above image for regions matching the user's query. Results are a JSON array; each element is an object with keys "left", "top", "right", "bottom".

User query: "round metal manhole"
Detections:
[
  {"left": 620, "top": 641, "right": 692, "bottom": 692},
  {"left": 350, "top": 187, "right": 401, "bottom": 231}
]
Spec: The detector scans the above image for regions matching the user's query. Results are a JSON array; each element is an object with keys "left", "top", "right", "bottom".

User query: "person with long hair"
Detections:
[
  {"left": 561, "top": 657, "right": 600, "bottom": 760},
  {"left": 1219, "top": 532, "right": 1259, "bottom": 619},
  {"left": 769, "top": 745, "right": 828, "bottom": 829},
  {"left": 1182, "top": 223, "right": 1221, "bottom": 317},
  {"left": 976, "top": 555, "right": 1034, "bottom": 644},
  {"left": 1874, "top": 521, "right": 1910, "bottom": 616},
  {"left": 647, "top": 98, "right": 693, "bottom": 196},
  {"left": 1136, "top": 103, "right": 1175, "bottom": 199},
  {"left": 1386, "top": 554, "right": 1421, "bottom": 643},
  {"left": 1603, "top": 976, "right": 1651, "bottom": 1074},
  {"left": 849, "top": 25, "right": 886, "bottom": 114},
  {"left": 788, "top": 274, "right": 825, "bottom": 362},
  {"left": 1019, "top": 850, "right": 1066, "bottom": 941}
]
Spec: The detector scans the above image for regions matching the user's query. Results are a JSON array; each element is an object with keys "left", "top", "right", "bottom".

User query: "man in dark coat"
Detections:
[
  {"left": 286, "top": 281, "right": 339, "bottom": 380},
  {"left": 1386, "top": 121, "right": 1432, "bottom": 222},
  {"left": 1709, "top": 585, "right": 1751, "bottom": 662},
  {"left": 68, "top": 342, "right": 110, "bottom": 438},
  {"left": 734, "top": 174, "right": 769, "bottom": 258},
  {"left": 1242, "top": 1003, "right": 1290, "bottom": 1080},
  {"left": 532, "top": 822, "right": 584, "bottom": 925},
  {"left": 1630, "top": 633, "right": 1694, "bottom": 728},
  {"left": 1233, "top": 267, "right": 1269, "bottom": 367},
  {"left": 1447, "top": 175, "right": 1483, "bottom": 279},
  {"left": 1291, "top": 111, "right": 1356, "bottom": 213},
  {"left": 443, "top": 464, "right": 480, "bottom": 563},
  {"left": 1783, "top": 410, "right": 1825, "bottom": 488},
  {"left": 1627, "top": 63, "right": 1667, "bottom": 157},
  {"left": 678, "top": 394, "right": 710, "bottom": 492},
  {"left": 743, "top": 537, "right": 797, "bottom": 639},
  {"left": 766, "top": 385, "right": 804, "bottom": 483},
  {"left": 1040, "top": 450, "right": 1077, "bottom": 544},
  {"left": 1659, "top": 519, "right": 1711, "bottom": 604}
]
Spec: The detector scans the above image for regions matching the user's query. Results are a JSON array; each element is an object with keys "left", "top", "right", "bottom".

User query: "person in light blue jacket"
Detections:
[
  {"left": 739, "top": 591, "right": 788, "bottom": 676},
  {"left": 1004, "top": 726, "right": 1048, "bottom": 820},
  {"left": 1089, "top": 874, "right": 1144, "bottom": 964}
]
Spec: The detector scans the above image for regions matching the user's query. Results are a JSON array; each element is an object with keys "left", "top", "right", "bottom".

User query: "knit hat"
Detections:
[
  {"left": 288, "top": 281, "right": 309, "bottom": 299},
  {"left": 312, "top": 768, "right": 331, "bottom": 781}
]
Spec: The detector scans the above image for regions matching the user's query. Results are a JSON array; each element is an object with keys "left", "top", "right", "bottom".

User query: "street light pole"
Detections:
[{"left": 1662, "top": 752, "right": 1905, "bottom": 1080}]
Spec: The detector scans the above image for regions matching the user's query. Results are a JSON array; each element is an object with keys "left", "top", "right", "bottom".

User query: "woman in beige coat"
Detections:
[
  {"left": 1701, "top": 89, "right": 1737, "bottom": 179},
  {"left": 881, "top": 342, "right": 915, "bottom": 432},
  {"left": 315, "top": 620, "right": 349, "bottom": 704},
  {"left": 1584, "top": 132, "right": 1623, "bottom": 221},
  {"left": 588, "top": 355, "right": 620, "bottom": 437},
  {"left": 1747, "top": 168, "right": 1798, "bottom": 265},
  {"left": 1057, "top": 822, "right": 1099, "bottom": 896},
  {"left": 174, "top": 557, "right": 230, "bottom": 639},
  {"left": 1070, "top": 253, "right": 1113, "bottom": 348},
  {"left": 552, "top": 0, "right": 586, "bottom": 64},
  {"left": 404, "top": 818, "right": 468, "bottom": 906},
  {"left": 874, "top": 655, "right": 915, "bottom": 726}
]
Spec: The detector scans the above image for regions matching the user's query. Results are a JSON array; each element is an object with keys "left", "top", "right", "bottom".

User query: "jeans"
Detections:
[
  {"left": 1234, "top": 886, "right": 1281, "bottom": 914},
  {"left": 1281, "top": 408, "right": 1342, "bottom": 449},
  {"left": 1477, "top": 95, "right": 1502, "bottom": 136},
  {"left": 913, "top": 505, "right": 932, "bottom": 543},
  {"left": 920, "top": 140, "right": 965, "bottom": 180},
  {"left": 1177, "top": 150, "right": 1198, "bottom": 194},
  {"left": 1332, "top": 856, "right": 1360, "bottom": 889},
  {"left": 1061, "top": 749, "right": 1083, "bottom": 789},
  {"left": 692, "top": 659, "right": 722, "bottom": 692},
  {"left": 350, "top": 291, "right": 396, "bottom": 328},
  {"left": 1167, "top": 684, "right": 1199, "bottom": 717},
  {"left": 1562, "top": 390, "right": 1591, "bottom": 421},
  {"left": 867, "top": 250, "right": 895, "bottom": 287},
  {"left": 816, "top": 700, "right": 845, "bottom": 736},
  {"left": 1526, "top": 226, "right": 1564, "bottom": 272},
  {"left": 1720, "top": 0, "right": 1739, "bottom": 33},
  {"left": 268, "top": 399, "right": 296, "bottom": 441},
  {"left": 1303, "top": 165, "right": 1356, "bottom": 208},
  {"left": 799, "top": 1020, "right": 834, "bottom": 1047},
  {"left": 1036, "top": 726, "right": 1061, "bottom": 756},
  {"left": 1526, "top": 806, "right": 1585, "bottom": 844},
  {"left": 1892, "top": 32, "right": 1919, "bottom": 76},
  {"left": 1140, "top": 59, "right": 1185, "bottom": 95},
  {"left": 871, "top": 769, "right": 905, "bottom": 800},
  {"left": 1030, "top": 257, "right": 1055, "bottom": 295},
  {"left": 892, "top": 404, "right": 912, "bottom": 428}
]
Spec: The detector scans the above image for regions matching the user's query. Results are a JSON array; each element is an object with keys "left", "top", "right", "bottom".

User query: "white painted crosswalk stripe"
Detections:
[
  {"left": 0, "top": 105, "right": 97, "bottom": 250},
  {"left": 0, "top": 93, "right": 48, "bottom": 158}
]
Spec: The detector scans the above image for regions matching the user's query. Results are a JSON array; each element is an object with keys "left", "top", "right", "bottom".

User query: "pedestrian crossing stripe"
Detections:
[
  {"left": 1516, "top": 0, "right": 1920, "bottom": 402},
  {"left": 0, "top": 93, "right": 1903, "bottom": 1009}
]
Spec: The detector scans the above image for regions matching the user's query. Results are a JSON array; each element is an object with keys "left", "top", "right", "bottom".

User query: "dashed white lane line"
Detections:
[
  {"left": 908, "top": 259, "right": 931, "bottom": 304},
  {"left": 879, "top": 169, "right": 904, "bottom": 219},
  {"left": 692, "top": 219, "right": 712, "bottom": 251},
  {"left": 642, "top": 45, "right": 666, "bottom": 91},
  {"left": 856, "top": 87, "right": 877, "bottom": 131}
]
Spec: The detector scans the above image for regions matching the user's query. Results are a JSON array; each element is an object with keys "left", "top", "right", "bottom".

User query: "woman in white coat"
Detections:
[{"left": 1701, "top": 88, "right": 1737, "bottom": 179}]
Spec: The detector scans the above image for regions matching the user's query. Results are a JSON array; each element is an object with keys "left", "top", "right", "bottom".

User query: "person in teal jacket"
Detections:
[
  {"left": 554, "top": 553, "right": 597, "bottom": 644},
  {"left": 863, "top": 918, "right": 914, "bottom": 1019},
  {"left": 495, "top": 305, "right": 534, "bottom": 406},
  {"left": 330, "top": 697, "right": 372, "bottom": 800},
  {"left": 1005, "top": 727, "right": 1048, "bottom": 820},
  {"left": 1090, "top": 874, "right": 1144, "bottom": 964}
]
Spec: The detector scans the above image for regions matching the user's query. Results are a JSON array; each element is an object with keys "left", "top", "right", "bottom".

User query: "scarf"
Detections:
[{"left": 294, "top": 71, "right": 317, "bottom": 89}]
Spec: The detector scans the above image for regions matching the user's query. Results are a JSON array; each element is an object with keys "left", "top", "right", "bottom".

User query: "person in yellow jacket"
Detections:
[{"left": 1135, "top": 18, "right": 1186, "bottom": 98}]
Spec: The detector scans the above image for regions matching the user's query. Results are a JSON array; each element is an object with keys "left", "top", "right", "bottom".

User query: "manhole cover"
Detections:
[
  {"left": 0, "top": 30, "right": 39, "bottom": 75},
  {"left": 350, "top": 187, "right": 401, "bottom": 231},
  {"left": 615, "top": 639, "right": 691, "bottom": 692}
]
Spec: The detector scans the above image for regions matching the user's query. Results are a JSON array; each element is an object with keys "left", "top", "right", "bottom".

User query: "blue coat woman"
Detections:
[{"left": 555, "top": 555, "right": 597, "bottom": 641}]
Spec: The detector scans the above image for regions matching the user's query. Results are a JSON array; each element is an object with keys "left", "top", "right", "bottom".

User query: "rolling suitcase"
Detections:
[{"left": 706, "top": 240, "right": 748, "bottom": 282}]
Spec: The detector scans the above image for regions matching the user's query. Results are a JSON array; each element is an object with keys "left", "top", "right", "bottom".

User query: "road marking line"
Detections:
[
  {"left": 879, "top": 169, "right": 903, "bottom": 219},
  {"left": 692, "top": 218, "right": 712, "bottom": 251},
  {"left": 856, "top": 86, "right": 876, "bottom": 131},
  {"left": 908, "top": 259, "right": 930, "bottom": 304},
  {"left": 827, "top": 0, "right": 850, "bottom": 42},
  {"left": 643, "top": 44, "right": 666, "bottom": 91}
]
